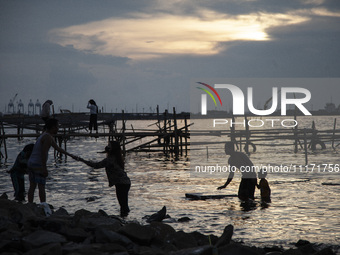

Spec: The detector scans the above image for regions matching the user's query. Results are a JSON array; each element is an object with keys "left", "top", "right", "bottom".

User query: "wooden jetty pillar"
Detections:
[
  {"left": 304, "top": 128, "right": 308, "bottom": 166},
  {"left": 163, "top": 110, "right": 170, "bottom": 155},
  {"left": 184, "top": 116, "right": 188, "bottom": 156},
  {"left": 294, "top": 114, "right": 299, "bottom": 153},
  {"left": 244, "top": 115, "right": 250, "bottom": 154},
  {"left": 0, "top": 121, "right": 8, "bottom": 159},
  {"left": 173, "top": 107, "right": 179, "bottom": 160},
  {"left": 332, "top": 118, "right": 337, "bottom": 150},
  {"left": 121, "top": 110, "right": 126, "bottom": 155},
  {"left": 230, "top": 115, "right": 238, "bottom": 150}
]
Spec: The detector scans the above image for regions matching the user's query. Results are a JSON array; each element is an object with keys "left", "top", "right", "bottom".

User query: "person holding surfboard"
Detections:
[
  {"left": 74, "top": 141, "right": 131, "bottom": 217},
  {"left": 217, "top": 142, "right": 257, "bottom": 201}
]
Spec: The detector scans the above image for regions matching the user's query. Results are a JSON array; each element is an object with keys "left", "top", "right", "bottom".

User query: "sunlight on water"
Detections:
[{"left": 0, "top": 118, "right": 339, "bottom": 250}]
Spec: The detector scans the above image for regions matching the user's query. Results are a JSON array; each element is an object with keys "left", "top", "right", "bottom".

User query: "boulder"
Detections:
[
  {"left": 146, "top": 206, "right": 167, "bottom": 223},
  {"left": 169, "top": 245, "right": 213, "bottom": 255},
  {"left": 215, "top": 224, "right": 234, "bottom": 247},
  {"left": 119, "top": 222, "right": 155, "bottom": 245},
  {"left": 95, "top": 227, "right": 134, "bottom": 247},
  {"left": 218, "top": 243, "right": 261, "bottom": 255},
  {"left": 177, "top": 216, "right": 191, "bottom": 222},
  {"left": 166, "top": 231, "right": 198, "bottom": 250},
  {"left": 148, "top": 222, "right": 176, "bottom": 246},
  {"left": 188, "top": 231, "right": 212, "bottom": 246},
  {"left": 22, "top": 230, "right": 67, "bottom": 250},
  {"left": 53, "top": 207, "right": 69, "bottom": 216},
  {"left": 60, "top": 226, "right": 90, "bottom": 243},
  {"left": 24, "top": 243, "right": 62, "bottom": 255}
]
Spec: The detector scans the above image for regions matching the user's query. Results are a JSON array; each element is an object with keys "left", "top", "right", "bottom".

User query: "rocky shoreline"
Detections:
[{"left": 0, "top": 193, "right": 337, "bottom": 255}]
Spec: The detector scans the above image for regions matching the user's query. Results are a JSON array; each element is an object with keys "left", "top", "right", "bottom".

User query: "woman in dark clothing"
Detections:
[{"left": 75, "top": 141, "right": 131, "bottom": 217}]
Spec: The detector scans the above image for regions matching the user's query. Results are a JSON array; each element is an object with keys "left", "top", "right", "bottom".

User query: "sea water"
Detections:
[{"left": 0, "top": 117, "right": 339, "bottom": 251}]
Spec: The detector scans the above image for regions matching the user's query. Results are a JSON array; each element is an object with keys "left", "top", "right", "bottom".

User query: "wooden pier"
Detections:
[
  {"left": 191, "top": 115, "right": 340, "bottom": 166},
  {"left": 0, "top": 107, "right": 191, "bottom": 160},
  {"left": 2, "top": 108, "right": 340, "bottom": 167}
]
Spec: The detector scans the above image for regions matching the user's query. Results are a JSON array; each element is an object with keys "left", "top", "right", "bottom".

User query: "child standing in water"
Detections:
[
  {"left": 257, "top": 169, "right": 271, "bottom": 203},
  {"left": 9, "top": 143, "right": 34, "bottom": 201},
  {"left": 75, "top": 141, "right": 131, "bottom": 217}
]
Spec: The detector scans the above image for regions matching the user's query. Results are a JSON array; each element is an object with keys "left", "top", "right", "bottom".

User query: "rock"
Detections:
[
  {"left": 53, "top": 207, "right": 69, "bottom": 216},
  {"left": 218, "top": 243, "right": 261, "bottom": 255},
  {"left": 215, "top": 224, "right": 234, "bottom": 247},
  {"left": 314, "top": 247, "right": 336, "bottom": 255},
  {"left": 74, "top": 210, "right": 122, "bottom": 231},
  {"left": 139, "top": 245, "right": 166, "bottom": 255},
  {"left": 148, "top": 222, "right": 176, "bottom": 247},
  {"left": 0, "top": 199, "right": 44, "bottom": 226},
  {"left": 169, "top": 245, "right": 213, "bottom": 255},
  {"left": 24, "top": 243, "right": 62, "bottom": 255},
  {"left": 95, "top": 227, "right": 134, "bottom": 247},
  {"left": 263, "top": 246, "right": 284, "bottom": 254},
  {"left": 85, "top": 196, "right": 99, "bottom": 202},
  {"left": 146, "top": 206, "right": 167, "bottom": 223},
  {"left": 37, "top": 217, "right": 71, "bottom": 233},
  {"left": 0, "top": 239, "right": 24, "bottom": 254},
  {"left": 98, "top": 209, "right": 109, "bottom": 217},
  {"left": 22, "top": 230, "right": 67, "bottom": 250},
  {"left": 177, "top": 216, "right": 191, "bottom": 222},
  {"left": 188, "top": 231, "right": 212, "bottom": 246},
  {"left": 74, "top": 208, "right": 94, "bottom": 219},
  {"left": 0, "top": 192, "right": 8, "bottom": 199},
  {"left": 119, "top": 222, "right": 155, "bottom": 245},
  {"left": 295, "top": 240, "right": 311, "bottom": 247},
  {"left": 282, "top": 249, "right": 304, "bottom": 255},
  {"left": 166, "top": 231, "right": 198, "bottom": 250},
  {"left": 61, "top": 227, "right": 90, "bottom": 243},
  {"left": 61, "top": 243, "right": 128, "bottom": 255},
  {"left": 298, "top": 243, "right": 317, "bottom": 254}
]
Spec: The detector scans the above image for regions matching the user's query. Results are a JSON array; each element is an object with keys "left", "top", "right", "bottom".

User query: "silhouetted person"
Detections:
[
  {"left": 217, "top": 142, "right": 257, "bottom": 201},
  {"left": 9, "top": 143, "right": 34, "bottom": 201},
  {"left": 41, "top": 100, "right": 53, "bottom": 123},
  {"left": 87, "top": 99, "right": 98, "bottom": 133},
  {"left": 257, "top": 169, "right": 271, "bottom": 203},
  {"left": 27, "top": 119, "right": 75, "bottom": 203},
  {"left": 74, "top": 141, "right": 131, "bottom": 217}
]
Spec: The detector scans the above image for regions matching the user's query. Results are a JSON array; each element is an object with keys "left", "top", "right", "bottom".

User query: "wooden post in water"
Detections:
[
  {"left": 0, "top": 121, "right": 8, "bottom": 159},
  {"left": 121, "top": 110, "right": 126, "bottom": 156},
  {"left": 244, "top": 115, "right": 250, "bottom": 154},
  {"left": 294, "top": 113, "right": 298, "bottom": 153},
  {"left": 304, "top": 128, "right": 308, "bottom": 166},
  {"left": 184, "top": 116, "right": 188, "bottom": 156},
  {"left": 173, "top": 107, "right": 179, "bottom": 160},
  {"left": 332, "top": 118, "right": 337, "bottom": 150}
]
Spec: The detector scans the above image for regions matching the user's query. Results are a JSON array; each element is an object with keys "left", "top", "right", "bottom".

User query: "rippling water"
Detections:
[{"left": 0, "top": 118, "right": 339, "bottom": 251}]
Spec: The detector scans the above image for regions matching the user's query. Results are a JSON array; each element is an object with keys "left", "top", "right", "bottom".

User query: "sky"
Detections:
[{"left": 1, "top": 0, "right": 340, "bottom": 114}]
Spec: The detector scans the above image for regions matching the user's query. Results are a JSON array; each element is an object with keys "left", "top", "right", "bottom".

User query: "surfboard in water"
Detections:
[{"left": 185, "top": 193, "right": 238, "bottom": 200}]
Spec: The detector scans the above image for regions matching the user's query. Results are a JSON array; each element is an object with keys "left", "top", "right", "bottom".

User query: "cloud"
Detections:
[{"left": 48, "top": 9, "right": 310, "bottom": 61}]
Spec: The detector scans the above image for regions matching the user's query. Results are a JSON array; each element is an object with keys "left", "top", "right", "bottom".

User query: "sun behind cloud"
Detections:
[{"left": 49, "top": 10, "right": 310, "bottom": 61}]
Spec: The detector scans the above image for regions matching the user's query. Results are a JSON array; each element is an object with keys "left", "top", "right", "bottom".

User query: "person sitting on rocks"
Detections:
[{"left": 74, "top": 141, "right": 131, "bottom": 217}]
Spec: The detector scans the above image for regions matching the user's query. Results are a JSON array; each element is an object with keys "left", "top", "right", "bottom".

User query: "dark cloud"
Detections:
[{"left": 1, "top": 0, "right": 339, "bottom": 113}]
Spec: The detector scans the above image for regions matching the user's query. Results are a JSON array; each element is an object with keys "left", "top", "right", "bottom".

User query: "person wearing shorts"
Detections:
[{"left": 27, "top": 119, "right": 75, "bottom": 203}]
